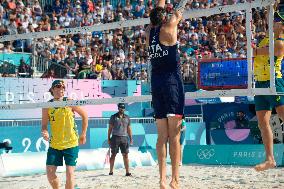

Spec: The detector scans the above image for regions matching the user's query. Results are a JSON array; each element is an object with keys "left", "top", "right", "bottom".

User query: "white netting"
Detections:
[
  {"left": 0, "top": 0, "right": 278, "bottom": 110},
  {"left": 0, "top": 1, "right": 273, "bottom": 42}
]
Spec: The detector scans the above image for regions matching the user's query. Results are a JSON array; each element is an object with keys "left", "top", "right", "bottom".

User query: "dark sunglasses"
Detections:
[
  {"left": 274, "top": 17, "right": 284, "bottom": 23},
  {"left": 274, "top": 12, "right": 284, "bottom": 24},
  {"left": 54, "top": 84, "right": 65, "bottom": 89}
]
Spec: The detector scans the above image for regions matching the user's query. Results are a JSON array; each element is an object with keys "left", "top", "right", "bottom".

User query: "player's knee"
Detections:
[
  {"left": 258, "top": 122, "right": 271, "bottom": 130},
  {"left": 156, "top": 136, "right": 168, "bottom": 147},
  {"left": 46, "top": 171, "right": 57, "bottom": 182},
  {"left": 66, "top": 170, "right": 75, "bottom": 180},
  {"left": 110, "top": 154, "right": 116, "bottom": 159}
]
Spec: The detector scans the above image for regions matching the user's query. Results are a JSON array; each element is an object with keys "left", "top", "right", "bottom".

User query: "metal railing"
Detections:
[
  {"left": 0, "top": 115, "right": 203, "bottom": 127},
  {"left": 35, "top": 56, "right": 50, "bottom": 73}
]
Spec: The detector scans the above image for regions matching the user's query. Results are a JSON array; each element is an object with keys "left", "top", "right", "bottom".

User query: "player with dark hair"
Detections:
[{"left": 146, "top": 0, "right": 186, "bottom": 188}]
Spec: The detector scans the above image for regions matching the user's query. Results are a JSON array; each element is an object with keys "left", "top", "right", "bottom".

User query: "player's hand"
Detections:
[
  {"left": 79, "top": 134, "right": 86, "bottom": 145},
  {"left": 108, "top": 139, "right": 111, "bottom": 145},
  {"left": 41, "top": 129, "right": 49, "bottom": 141},
  {"left": 130, "top": 139, "right": 133, "bottom": 146}
]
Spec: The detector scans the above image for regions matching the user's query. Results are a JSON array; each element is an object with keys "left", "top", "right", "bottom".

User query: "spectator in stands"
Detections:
[
  {"left": 235, "top": 111, "right": 249, "bottom": 129},
  {"left": 140, "top": 68, "right": 147, "bottom": 81},
  {"left": 133, "top": 0, "right": 145, "bottom": 18},
  {"left": 0, "top": 0, "right": 272, "bottom": 82},
  {"left": 7, "top": 18, "right": 17, "bottom": 35},
  {"left": 104, "top": 0, "right": 113, "bottom": 12},
  {"left": 53, "top": 0, "right": 63, "bottom": 17},
  {"left": 18, "top": 58, "right": 33, "bottom": 78},
  {"left": 88, "top": 64, "right": 99, "bottom": 79},
  {"left": 124, "top": 61, "right": 134, "bottom": 79},
  {"left": 124, "top": 0, "right": 133, "bottom": 14},
  {"left": 7, "top": 0, "right": 16, "bottom": 11},
  {"left": 3, "top": 41, "right": 13, "bottom": 52},
  {"left": 63, "top": 0, "right": 73, "bottom": 11},
  {"left": 41, "top": 68, "right": 56, "bottom": 79},
  {"left": 32, "top": 0, "right": 42, "bottom": 17},
  {"left": 0, "top": 60, "right": 15, "bottom": 75},
  {"left": 116, "top": 68, "right": 126, "bottom": 80},
  {"left": 101, "top": 64, "right": 112, "bottom": 80},
  {"left": 86, "top": 0, "right": 94, "bottom": 13},
  {"left": 64, "top": 52, "right": 79, "bottom": 76}
]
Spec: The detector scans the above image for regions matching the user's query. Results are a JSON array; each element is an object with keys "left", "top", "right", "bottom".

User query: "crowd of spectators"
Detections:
[{"left": 0, "top": 0, "right": 274, "bottom": 84}]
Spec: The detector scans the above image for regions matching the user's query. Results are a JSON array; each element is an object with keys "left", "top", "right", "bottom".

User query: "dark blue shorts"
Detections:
[
  {"left": 151, "top": 72, "right": 184, "bottom": 119},
  {"left": 46, "top": 146, "right": 79, "bottom": 166}
]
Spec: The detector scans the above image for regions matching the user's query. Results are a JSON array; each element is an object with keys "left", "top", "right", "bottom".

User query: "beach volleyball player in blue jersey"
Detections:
[{"left": 145, "top": 0, "right": 185, "bottom": 188}]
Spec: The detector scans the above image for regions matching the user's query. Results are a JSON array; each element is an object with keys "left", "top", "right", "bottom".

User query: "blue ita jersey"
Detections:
[{"left": 148, "top": 26, "right": 181, "bottom": 74}]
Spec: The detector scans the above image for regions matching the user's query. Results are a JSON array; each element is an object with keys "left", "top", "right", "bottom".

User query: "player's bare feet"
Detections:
[
  {"left": 254, "top": 160, "right": 276, "bottom": 172},
  {"left": 169, "top": 180, "right": 179, "bottom": 189},
  {"left": 160, "top": 180, "right": 167, "bottom": 189}
]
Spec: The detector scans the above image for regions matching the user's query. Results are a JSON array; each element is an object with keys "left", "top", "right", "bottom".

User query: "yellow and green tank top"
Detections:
[
  {"left": 254, "top": 37, "right": 284, "bottom": 81},
  {"left": 48, "top": 97, "right": 78, "bottom": 150}
]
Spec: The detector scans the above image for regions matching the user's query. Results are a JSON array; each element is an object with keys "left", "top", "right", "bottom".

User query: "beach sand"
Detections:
[{"left": 1, "top": 165, "right": 284, "bottom": 189}]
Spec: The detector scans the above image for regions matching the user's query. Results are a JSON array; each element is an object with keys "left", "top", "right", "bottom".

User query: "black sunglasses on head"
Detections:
[
  {"left": 274, "top": 17, "right": 284, "bottom": 23},
  {"left": 54, "top": 84, "right": 65, "bottom": 89},
  {"left": 274, "top": 12, "right": 284, "bottom": 24}
]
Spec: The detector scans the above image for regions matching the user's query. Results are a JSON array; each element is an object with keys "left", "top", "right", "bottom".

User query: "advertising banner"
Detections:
[
  {"left": 0, "top": 119, "right": 205, "bottom": 154},
  {"left": 0, "top": 53, "right": 31, "bottom": 66},
  {"left": 0, "top": 79, "right": 145, "bottom": 118},
  {"left": 183, "top": 144, "right": 284, "bottom": 166}
]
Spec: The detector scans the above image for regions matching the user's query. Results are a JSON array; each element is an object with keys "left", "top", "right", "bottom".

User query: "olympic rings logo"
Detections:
[{"left": 197, "top": 149, "right": 215, "bottom": 160}]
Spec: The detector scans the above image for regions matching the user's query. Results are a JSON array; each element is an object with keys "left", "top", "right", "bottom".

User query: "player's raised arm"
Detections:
[
  {"left": 165, "top": 0, "right": 187, "bottom": 27},
  {"left": 156, "top": 0, "right": 166, "bottom": 8}
]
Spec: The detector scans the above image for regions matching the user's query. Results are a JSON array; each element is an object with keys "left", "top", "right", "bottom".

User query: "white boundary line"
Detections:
[{"left": 0, "top": 0, "right": 274, "bottom": 42}]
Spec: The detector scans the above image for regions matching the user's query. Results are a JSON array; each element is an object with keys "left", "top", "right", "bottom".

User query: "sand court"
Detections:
[{"left": 1, "top": 165, "right": 283, "bottom": 189}]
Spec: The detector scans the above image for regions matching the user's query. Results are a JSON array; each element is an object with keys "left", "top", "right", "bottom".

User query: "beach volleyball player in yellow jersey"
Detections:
[
  {"left": 41, "top": 80, "right": 88, "bottom": 189},
  {"left": 253, "top": 11, "right": 284, "bottom": 172}
]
